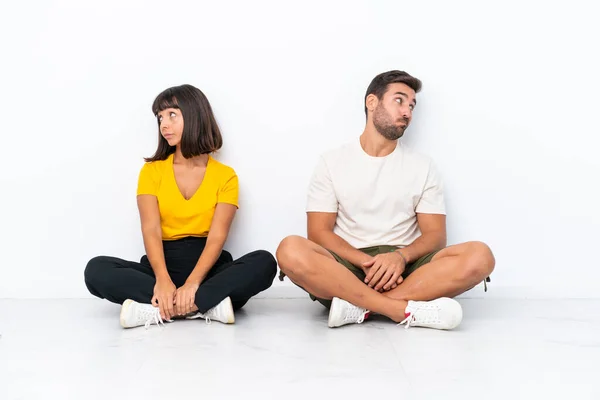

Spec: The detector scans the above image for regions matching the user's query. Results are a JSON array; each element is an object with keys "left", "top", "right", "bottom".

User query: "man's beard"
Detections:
[{"left": 372, "top": 105, "right": 408, "bottom": 140}]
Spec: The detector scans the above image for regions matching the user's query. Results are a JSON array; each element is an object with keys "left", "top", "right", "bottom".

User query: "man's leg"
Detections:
[
  {"left": 276, "top": 236, "right": 409, "bottom": 322},
  {"left": 384, "top": 241, "right": 495, "bottom": 301}
]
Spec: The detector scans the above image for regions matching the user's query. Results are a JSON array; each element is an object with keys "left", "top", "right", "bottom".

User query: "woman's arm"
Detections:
[
  {"left": 137, "top": 195, "right": 168, "bottom": 279},
  {"left": 186, "top": 203, "right": 237, "bottom": 286},
  {"left": 137, "top": 194, "right": 176, "bottom": 320}
]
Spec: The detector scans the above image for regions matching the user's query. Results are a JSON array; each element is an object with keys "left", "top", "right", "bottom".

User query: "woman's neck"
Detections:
[{"left": 173, "top": 146, "right": 209, "bottom": 167}]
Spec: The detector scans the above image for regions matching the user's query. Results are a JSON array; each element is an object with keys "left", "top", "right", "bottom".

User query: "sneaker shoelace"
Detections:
[
  {"left": 398, "top": 303, "right": 440, "bottom": 330},
  {"left": 345, "top": 305, "right": 367, "bottom": 324},
  {"left": 187, "top": 310, "right": 213, "bottom": 324},
  {"left": 199, "top": 309, "right": 214, "bottom": 325},
  {"left": 142, "top": 307, "right": 164, "bottom": 329}
]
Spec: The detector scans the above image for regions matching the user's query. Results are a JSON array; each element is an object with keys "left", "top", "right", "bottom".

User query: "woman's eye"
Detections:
[
  {"left": 170, "top": 112, "right": 176, "bottom": 117},
  {"left": 396, "top": 98, "right": 402, "bottom": 104},
  {"left": 158, "top": 116, "right": 163, "bottom": 122}
]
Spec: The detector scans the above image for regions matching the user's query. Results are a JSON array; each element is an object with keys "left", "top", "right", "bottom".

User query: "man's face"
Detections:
[{"left": 371, "top": 83, "right": 417, "bottom": 140}]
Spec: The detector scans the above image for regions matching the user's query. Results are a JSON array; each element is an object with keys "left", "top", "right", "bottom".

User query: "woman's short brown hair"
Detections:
[{"left": 145, "top": 84, "right": 223, "bottom": 162}]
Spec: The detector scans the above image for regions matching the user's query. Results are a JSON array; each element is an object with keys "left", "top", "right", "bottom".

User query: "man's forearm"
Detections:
[
  {"left": 397, "top": 231, "right": 446, "bottom": 263},
  {"left": 309, "top": 230, "right": 371, "bottom": 267}
]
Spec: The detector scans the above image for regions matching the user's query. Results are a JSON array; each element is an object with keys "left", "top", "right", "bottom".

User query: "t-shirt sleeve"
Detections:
[
  {"left": 217, "top": 169, "right": 239, "bottom": 207},
  {"left": 415, "top": 161, "right": 446, "bottom": 214},
  {"left": 306, "top": 156, "right": 338, "bottom": 213},
  {"left": 137, "top": 162, "right": 160, "bottom": 196}
]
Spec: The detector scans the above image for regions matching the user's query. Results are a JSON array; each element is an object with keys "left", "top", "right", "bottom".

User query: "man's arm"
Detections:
[
  {"left": 397, "top": 213, "right": 447, "bottom": 262},
  {"left": 306, "top": 154, "right": 373, "bottom": 267},
  {"left": 307, "top": 212, "right": 371, "bottom": 267}
]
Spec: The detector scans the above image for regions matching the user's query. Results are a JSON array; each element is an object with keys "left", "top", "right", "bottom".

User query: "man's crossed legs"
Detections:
[{"left": 276, "top": 236, "right": 495, "bottom": 330}]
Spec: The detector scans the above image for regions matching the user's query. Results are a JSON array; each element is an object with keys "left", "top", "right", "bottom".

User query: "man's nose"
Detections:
[{"left": 401, "top": 107, "right": 411, "bottom": 119}]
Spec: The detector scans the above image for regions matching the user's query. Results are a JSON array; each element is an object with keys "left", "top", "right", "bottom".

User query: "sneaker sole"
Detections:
[
  {"left": 119, "top": 299, "right": 134, "bottom": 328},
  {"left": 327, "top": 297, "right": 342, "bottom": 328},
  {"left": 223, "top": 297, "right": 235, "bottom": 324}
]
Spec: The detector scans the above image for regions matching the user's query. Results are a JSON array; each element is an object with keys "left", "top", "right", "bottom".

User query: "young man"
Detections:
[{"left": 276, "top": 70, "right": 495, "bottom": 330}]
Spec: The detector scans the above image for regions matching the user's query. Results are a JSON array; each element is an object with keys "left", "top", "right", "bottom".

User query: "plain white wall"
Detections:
[{"left": 1, "top": 0, "right": 598, "bottom": 299}]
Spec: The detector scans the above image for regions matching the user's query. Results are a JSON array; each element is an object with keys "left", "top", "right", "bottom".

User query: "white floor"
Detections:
[{"left": 1, "top": 298, "right": 599, "bottom": 400}]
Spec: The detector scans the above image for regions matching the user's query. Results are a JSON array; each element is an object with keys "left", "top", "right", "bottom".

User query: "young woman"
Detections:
[{"left": 85, "top": 84, "right": 276, "bottom": 328}]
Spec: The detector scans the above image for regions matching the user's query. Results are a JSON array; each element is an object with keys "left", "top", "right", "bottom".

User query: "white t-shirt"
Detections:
[{"left": 306, "top": 139, "right": 446, "bottom": 249}]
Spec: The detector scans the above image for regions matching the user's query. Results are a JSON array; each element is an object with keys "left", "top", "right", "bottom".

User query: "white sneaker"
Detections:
[
  {"left": 187, "top": 297, "right": 235, "bottom": 324},
  {"left": 120, "top": 299, "right": 164, "bottom": 329},
  {"left": 399, "top": 297, "right": 463, "bottom": 330},
  {"left": 328, "top": 297, "right": 369, "bottom": 328}
]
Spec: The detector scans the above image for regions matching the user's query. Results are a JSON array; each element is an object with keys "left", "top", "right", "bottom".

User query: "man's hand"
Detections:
[
  {"left": 152, "top": 278, "right": 177, "bottom": 320},
  {"left": 174, "top": 282, "right": 200, "bottom": 316},
  {"left": 362, "top": 251, "right": 407, "bottom": 292}
]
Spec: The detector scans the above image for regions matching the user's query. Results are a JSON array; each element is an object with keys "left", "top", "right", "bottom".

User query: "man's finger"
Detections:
[
  {"left": 362, "top": 258, "right": 376, "bottom": 268},
  {"left": 375, "top": 269, "right": 394, "bottom": 291},
  {"left": 369, "top": 261, "right": 387, "bottom": 288},
  {"left": 383, "top": 270, "right": 401, "bottom": 291},
  {"left": 371, "top": 260, "right": 386, "bottom": 285},
  {"left": 365, "top": 259, "right": 383, "bottom": 283},
  {"left": 374, "top": 269, "right": 391, "bottom": 291}
]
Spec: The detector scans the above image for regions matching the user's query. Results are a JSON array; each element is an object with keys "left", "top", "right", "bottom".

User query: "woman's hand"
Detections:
[
  {"left": 174, "top": 282, "right": 200, "bottom": 316},
  {"left": 152, "top": 278, "right": 177, "bottom": 320}
]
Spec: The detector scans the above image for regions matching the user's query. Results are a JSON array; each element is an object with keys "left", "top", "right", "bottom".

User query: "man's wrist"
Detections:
[
  {"left": 356, "top": 253, "right": 373, "bottom": 270},
  {"left": 394, "top": 249, "right": 408, "bottom": 264}
]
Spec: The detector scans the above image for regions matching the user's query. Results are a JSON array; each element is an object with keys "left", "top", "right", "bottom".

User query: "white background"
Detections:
[{"left": 1, "top": 0, "right": 598, "bottom": 298}]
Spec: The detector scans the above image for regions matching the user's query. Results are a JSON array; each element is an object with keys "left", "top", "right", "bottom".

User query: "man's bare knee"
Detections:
[
  {"left": 276, "top": 235, "right": 335, "bottom": 280},
  {"left": 276, "top": 235, "right": 305, "bottom": 264},
  {"left": 461, "top": 241, "right": 495, "bottom": 281},
  {"left": 276, "top": 235, "right": 313, "bottom": 276}
]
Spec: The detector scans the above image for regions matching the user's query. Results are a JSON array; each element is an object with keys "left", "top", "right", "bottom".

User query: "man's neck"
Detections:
[{"left": 360, "top": 125, "right": 398, "bottom": 157}]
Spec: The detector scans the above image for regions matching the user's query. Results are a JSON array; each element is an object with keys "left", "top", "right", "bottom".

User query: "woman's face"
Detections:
[{"left": 157, "top": 107, "right": 184, "bottom": 147}]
